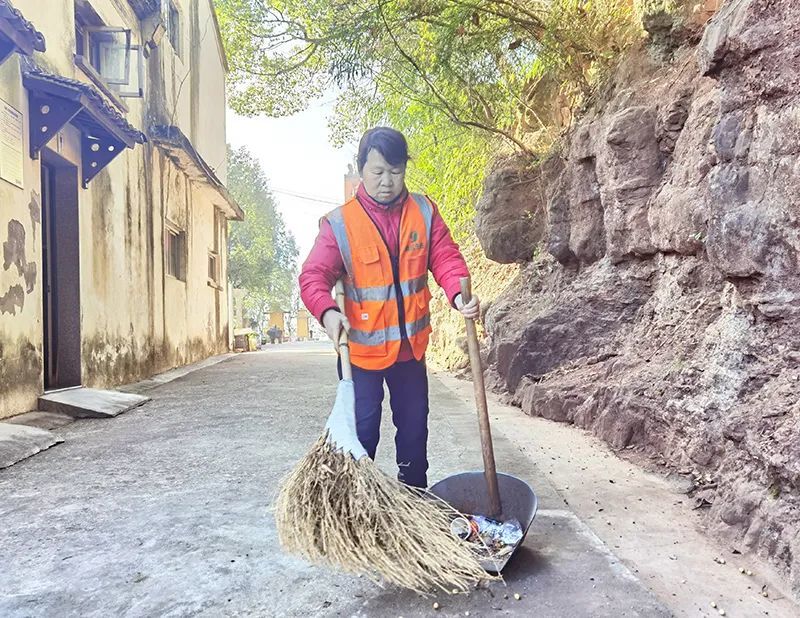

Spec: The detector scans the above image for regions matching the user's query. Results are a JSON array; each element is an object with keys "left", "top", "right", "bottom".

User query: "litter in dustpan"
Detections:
[
  {"left": 450, "top": 514, "right": 524, "bottom": 560},
  {"left": 427, "top": 277, "right": 539, "bottom": 573}
]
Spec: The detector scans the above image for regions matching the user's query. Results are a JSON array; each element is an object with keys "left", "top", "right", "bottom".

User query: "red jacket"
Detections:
[{"left": 300, "top": 184, "right": 469, "bottom": 360}]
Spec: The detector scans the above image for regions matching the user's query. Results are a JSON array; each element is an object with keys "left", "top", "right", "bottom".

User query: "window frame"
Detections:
[
  {"left": 74, "top": 54, "right": 129, "bottom": 111},
  {"left": 208, "top": 208, "right": 224, "bottom": 289},
  {"left": 80, "top": 25, "right": 131, "bottom": 85},
  {"left": 207, "top": 251, "right": 220, "bottom": 288},
  {"left": 74, "top": 4, "right": 144, "bottom": 109},
  {"left": 117, "top": 44, "right": 144, "bottom": 98},
  {"left": 165, "top": 225, "right": 187, "bottom": 282},
  {"left": 166, "top": 0, "right": 182, "bottom": 58}
]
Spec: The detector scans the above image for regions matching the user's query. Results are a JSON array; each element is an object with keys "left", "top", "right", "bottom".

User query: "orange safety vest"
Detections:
[{"left": 326, "top": 193, "right": 434, "bottom": 370}]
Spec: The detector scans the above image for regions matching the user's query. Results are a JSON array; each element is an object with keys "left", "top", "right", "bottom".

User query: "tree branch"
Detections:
[{"left": 377, "top": 1, "right": 533, "bottom": 154}]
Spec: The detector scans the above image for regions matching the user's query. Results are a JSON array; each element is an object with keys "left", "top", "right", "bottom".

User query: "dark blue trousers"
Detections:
[{"left": 339, "top": 357, "right": 429, "bottom": 488}]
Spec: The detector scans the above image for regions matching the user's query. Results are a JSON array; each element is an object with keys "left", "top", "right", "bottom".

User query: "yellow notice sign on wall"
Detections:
[{"left": 0, "top": 98, "right": 23, "bottom": 189}]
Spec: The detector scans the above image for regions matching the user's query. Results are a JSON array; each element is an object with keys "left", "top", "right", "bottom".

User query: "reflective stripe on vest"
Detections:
[
  {"left": 343, "top": 272, "right": 428, "bottom": 303},
  {"left": 349, "top": 313, "right": 432, "bottom": 347},
  {"left": 410, "top": 193, "right": 434, "bottom": 242},
  {"left": 326, "top": 207, "right": 352, "bottom": 274},
  {"left": 326, "top": 193, "right": 434, "bottom": 370}
]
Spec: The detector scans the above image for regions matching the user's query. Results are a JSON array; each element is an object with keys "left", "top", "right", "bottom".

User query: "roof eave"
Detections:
[
  {"left": 22, "top": 64, "right": 146, "bottom": 146},
  {"left": 150, "top": 125, "right": 244, "bottom": 221},
  {"left": 0, "top": 0, "right": 46, "bottom": 55},
  {"left": 126, "top": 0, "right": 160, "bottom": 20}
]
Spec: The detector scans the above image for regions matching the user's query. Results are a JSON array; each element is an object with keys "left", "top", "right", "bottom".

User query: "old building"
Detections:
[{"left": 0, "top": 0, "right": 242, "bottom": 419}]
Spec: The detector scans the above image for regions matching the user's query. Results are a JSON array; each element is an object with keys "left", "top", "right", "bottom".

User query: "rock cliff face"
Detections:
[{"left": 478, "top": 0, "right": 800, "bottom": 598}]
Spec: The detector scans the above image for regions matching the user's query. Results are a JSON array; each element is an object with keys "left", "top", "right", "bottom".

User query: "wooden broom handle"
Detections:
[
  {"left": 460, "top": 277, "right": 502, "bottom": 517},
  {"left": 335, "top": 280, "right": 353, "bottom": 381}
]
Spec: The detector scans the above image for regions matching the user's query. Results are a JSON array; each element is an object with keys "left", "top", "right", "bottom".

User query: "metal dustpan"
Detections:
[
  {"left": 430, "top": 472, "right": 537, "bottom": 572},
  {"left": 429, "top": 278, "right": 538, "bottom": 572}
]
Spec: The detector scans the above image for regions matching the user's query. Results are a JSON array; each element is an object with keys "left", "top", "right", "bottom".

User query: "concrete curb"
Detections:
[{"left": 119, "top": 352, "right": 237, "bottom": 394}]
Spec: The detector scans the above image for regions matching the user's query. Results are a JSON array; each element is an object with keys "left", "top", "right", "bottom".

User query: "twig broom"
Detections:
[{"left": 274, "top": 281, "right": 495, "bottom": 594}]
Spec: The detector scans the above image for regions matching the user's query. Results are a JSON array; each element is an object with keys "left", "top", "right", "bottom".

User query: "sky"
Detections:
[{"left": 225, "top": 98, "right": 358, "bottom": 262}]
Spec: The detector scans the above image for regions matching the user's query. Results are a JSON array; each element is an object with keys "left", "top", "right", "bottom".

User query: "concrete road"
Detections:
[{"left": 0, "top": 342, "right": 670, "bottom": 617}]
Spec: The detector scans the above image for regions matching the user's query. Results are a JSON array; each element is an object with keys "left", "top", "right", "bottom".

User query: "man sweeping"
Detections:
[{"left": 300, "top": 126, "right": 480, "bottom": 489}]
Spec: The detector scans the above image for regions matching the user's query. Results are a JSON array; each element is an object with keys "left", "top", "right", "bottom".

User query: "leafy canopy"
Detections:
[
  {"left": 217, "top": 0, "right": 644, "bottom": 237},
  {"left": 217, "top": 0, "right": 642, "bottom": 149}
]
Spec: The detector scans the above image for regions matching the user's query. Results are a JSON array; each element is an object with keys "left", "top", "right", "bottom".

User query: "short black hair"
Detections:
[{"left": 357, "top": 127, "right": 410, "bottom": 172}]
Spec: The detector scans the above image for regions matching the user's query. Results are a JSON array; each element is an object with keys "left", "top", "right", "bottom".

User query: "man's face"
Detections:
[{"left": 361, "top": 149, "right": 406, "bottom": 204}]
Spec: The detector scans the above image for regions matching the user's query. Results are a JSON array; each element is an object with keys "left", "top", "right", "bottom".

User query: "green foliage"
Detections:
[
  {"left": 227, "top": 146, "right": 298, "bottom": 321},
  {"left": 635, "top": 0, "right": 681, "bottom": 14},
  {"left": 217, "top": 0, "right": 642, "bottom": 144},
  {"left": 217, "top": 0, "right": 644, "bottom": 239},
  {"left": 406, "top": 124, "right": 489, "bottom": 240}
]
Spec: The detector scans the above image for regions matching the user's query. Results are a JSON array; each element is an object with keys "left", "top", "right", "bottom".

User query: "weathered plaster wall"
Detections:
[
  {"left": 157, "top": 148, "right": 229, "bottom": 367},
  {"left": 14, "top": 0, "right": 75, "bottom": 76},
  {"left": 0, "top": 57, "right": 41, "bottom": 419},
  {"left": 79, "top": 146, "right": 229, "bottom": 389},
  {"left": 1, "top": 0, "right": 233, "bottom": 417},
  {"left": 157, "top": 0, "right": 193, "bottom": 143},
  {"left": 79, "top": 129, "right": 158, "bottom": 388},
  {"left": 192, "top": 0, "right": 227, "bottom": 183}
]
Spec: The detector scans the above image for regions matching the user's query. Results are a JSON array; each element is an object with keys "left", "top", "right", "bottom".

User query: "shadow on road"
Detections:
[{"left": 499, "top": 545, "right": 549, "bottom": 582}]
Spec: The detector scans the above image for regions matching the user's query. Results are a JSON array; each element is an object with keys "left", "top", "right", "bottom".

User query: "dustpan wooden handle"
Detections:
[
  {"left": 460, "top": 276, "right": 502, "bottom": 518},
  {"left": 335, "top": 280, "right": 353, "bottom": 381}
]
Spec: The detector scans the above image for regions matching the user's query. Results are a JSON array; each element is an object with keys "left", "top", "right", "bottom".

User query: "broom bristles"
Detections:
[{"left": 275, "top": 435, "right": 499, "bottom": 594}]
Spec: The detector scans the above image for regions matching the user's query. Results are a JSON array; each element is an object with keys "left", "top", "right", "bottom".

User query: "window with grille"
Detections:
[
  {"left": 213, "top": 209, "right": 224, "bottom": 252},
  {"left": 208, "top": 209, "right": 224, "bottom": 288}
]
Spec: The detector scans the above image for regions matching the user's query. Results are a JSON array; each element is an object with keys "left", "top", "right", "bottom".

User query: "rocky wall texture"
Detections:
[{"left": 477, "top": 0, "right": 800, "bottom": 599}]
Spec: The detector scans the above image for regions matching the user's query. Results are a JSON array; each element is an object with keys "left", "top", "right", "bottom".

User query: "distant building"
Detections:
[
  {"left": 0, "top": 0, "right": 243, "bottom": 419},
  {"left": 268, "top": 311, "right": 285, "bottom": 334},
  {"left": 296, "top": 308, "right": 309, "bottom": 340}
]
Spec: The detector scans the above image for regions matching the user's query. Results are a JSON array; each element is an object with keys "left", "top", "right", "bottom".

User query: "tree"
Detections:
[
  {"left": 216, "top": 0, "right": 642, "bottom": 151},
  {"left": 227, "top": 146, "right": 298, "bottom": 329},
  {"left": 216, "top": 0, "right": 643, "bottom": 236}
]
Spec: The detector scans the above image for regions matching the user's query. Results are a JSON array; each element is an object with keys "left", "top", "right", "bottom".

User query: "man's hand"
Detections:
[
  {"left": 322, "top": 309, "right": 351, "bottom": 346},
  {"left": 454, "top": 293, "right": 480, "bottom": 320}
]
